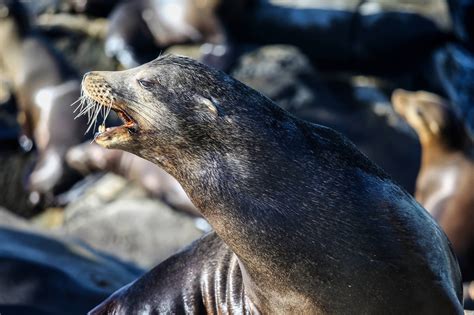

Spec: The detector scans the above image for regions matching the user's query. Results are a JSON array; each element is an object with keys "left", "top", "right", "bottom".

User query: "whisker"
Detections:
[
  {"left": 70, "top": 96, "right": 85, "bottom": 109},
  {"left": 75, "top": 101, "right": 96, "bottom": 118},
  {"left": 87, "top": 101, "right": 102, "bottom": 134}
]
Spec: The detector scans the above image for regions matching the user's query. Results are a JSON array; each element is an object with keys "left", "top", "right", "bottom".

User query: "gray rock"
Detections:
[
  {"left": 232, "top": 45, "right": 327, "bottom": 112},
  {"left": 62, "top": 174, "right": 204, "bottom": 268}
]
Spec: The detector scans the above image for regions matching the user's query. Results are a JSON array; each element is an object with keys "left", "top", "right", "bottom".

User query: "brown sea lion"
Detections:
[
  {"left": 81, "top": 55, "right": 462, "bottom": 314},
  {"left": 392, "top": 89, "right": 474, "bottom": 282},
  {"left": 0, "top": 0, "right": 87, "bottom": 198},
  {"left": 66, "top": 142, "right": 199, "bottom": 215}
]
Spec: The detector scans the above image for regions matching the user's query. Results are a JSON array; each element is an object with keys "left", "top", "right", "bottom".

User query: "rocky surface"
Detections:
[{"left": 59, "top": 174, "right": 205, "bottom": 268}]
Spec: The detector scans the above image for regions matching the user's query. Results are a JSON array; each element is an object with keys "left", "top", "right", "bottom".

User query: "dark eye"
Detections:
[{"left": 137, "top": 79, "right": 155, "bottom": 90}]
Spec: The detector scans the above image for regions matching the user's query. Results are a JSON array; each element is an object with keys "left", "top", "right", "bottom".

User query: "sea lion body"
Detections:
[
  {"left": 81, "top": 56, "right": 462, "bottom": 314},
  {"left": 0, "top": 0, "right": 87, "bottom": 195},
  {"left": 392, "top": 89, "right": 474, "bottom": 281}
]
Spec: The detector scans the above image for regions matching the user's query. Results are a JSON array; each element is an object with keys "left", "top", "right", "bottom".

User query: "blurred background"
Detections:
[{"left": 0, "top": 0, "right": 473, "bottom": 314}]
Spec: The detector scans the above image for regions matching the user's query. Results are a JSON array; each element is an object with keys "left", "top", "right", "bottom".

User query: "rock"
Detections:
[
  {"left": 232, "top": 45, "right": 327, "bottom": 112},
  {"left": 62, "top": 174, "right": 204, "bottom": 268},
  {"left": 0, "top": 207, "right": 142, "bottom": 315},
  {"left": 0, "top": 207, "right": 31, "bottom": 229},
  {"left": 31, "top": 207, "right": 65, "bottom": 228}
]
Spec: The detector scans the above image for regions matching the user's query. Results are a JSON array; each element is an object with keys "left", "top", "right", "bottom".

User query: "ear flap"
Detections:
[{"left": 194, "top": 95, "right": 219, "bottom": 117}]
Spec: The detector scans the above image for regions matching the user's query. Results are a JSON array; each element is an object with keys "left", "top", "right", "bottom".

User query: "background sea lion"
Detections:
[
  {"left": 105, "top": 0, "right": 252, "bottom": 69},
  {"left": 0, "top": 0, "right": 87, "bottom": 200},
  {"left": 392, "top": 89, "right": 474, "bottom": 282},
  {"left": 0, "top": 208, "right": 143, "bottom": 315},
  {"left": 81, "top": 55, "right": 462, "bottom": 314},
  {"left": 68, "top": 0, "right": 121, "bottom": 17},
  {"left": 66, "top": 142, "right": 199, "bottom": 215}
]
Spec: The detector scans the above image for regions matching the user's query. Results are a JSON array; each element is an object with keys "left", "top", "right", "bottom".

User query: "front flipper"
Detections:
[{"left": 89, "top": 232, "right": 252, "bottom": 314}]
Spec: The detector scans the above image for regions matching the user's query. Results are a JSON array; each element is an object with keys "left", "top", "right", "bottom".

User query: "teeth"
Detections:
[{"left": 98, "top": 124, "right": 106, "bottom": 133}]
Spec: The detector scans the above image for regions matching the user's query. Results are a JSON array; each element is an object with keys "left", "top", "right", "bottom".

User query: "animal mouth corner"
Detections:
[
  {"left": 98, "top": 108, "right": 138, "bottom": 137},
  {"left": 72, "top": 91, "right": 138, "bottom": 140}
]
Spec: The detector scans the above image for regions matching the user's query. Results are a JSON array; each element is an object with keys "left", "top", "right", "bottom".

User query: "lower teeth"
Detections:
[{"left": 98, "top": 124, "right": 106, "bottom": 133}]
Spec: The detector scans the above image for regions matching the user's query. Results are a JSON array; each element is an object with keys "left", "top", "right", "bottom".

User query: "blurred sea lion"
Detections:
[
  {"left": 392, "top": 89, "right": 474, "bottom": 281},
  {"left": 0, "top": 0, "right": 87, "bottom": 200},
  {"left": 66, "top": 142, "right": 199, "bottom": 215},
  {"left": 0, "top": 208, "right": 142, "bottom": 315},
  {"left": 69, "top": 0, "right": 122, "bottom": 17},
  {"left": 231, "top": 0, "right": 449, "bottom": 72},
  {"left": 105, "top": 0, "right": 253, "bottom": 69}
]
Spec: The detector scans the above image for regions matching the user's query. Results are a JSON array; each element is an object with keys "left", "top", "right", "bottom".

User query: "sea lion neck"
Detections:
[
  {"left": 419, "top": 128, "right": 474, "bottom": 166},
  {"left": 142, "top": 114, "right": 388, "bottom": 281}
]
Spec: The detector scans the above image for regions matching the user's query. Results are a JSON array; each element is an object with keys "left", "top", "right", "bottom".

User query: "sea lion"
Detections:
[
  {"left": 81, "top": 55, "right": 462, "bottom": 314},
  {"left": 230, "top": 0, "right": 448, "bottom": 72},
  {"left": 66, "top": 142, "right": 199, "bottom": 215},
  {"left": 0, "top": 215, "right": 143, "bottom": 315},
  {"left": 68, "top": 0, "right": 121, "bottom": 17},
  {"left": 0, "top": 0, "right": 87, "bottom": 198},
  {"left": 392, "top": 89, "right": 474, "bottom": 281},
  {"left": 105, "top": 0, "right": 252, "bottom": 69}
]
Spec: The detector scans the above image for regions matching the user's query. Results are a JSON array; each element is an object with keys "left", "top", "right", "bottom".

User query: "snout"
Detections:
[
  {"left": 391, "top": 89, "right": 411, "bottom": 117},
  {"left": 82, "top": 72, "right": 116, "bottom": 106}
]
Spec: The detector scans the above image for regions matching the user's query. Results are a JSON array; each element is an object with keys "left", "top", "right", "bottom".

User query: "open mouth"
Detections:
[
  {"left": 96, "top": 107, "right": 138, "bottom": 138},
  {"left": 73, "top": 90, "right": 138, "bottom": 146}
]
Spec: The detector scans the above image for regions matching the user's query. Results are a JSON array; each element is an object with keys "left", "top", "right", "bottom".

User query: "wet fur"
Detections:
[{"left": 85, "top": 56, "right": 463, "bottom": 314}]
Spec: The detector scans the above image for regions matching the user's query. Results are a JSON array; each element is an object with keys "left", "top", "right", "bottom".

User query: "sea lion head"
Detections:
[
  {"left": 79, "top": 54, "right": 272, "bottom": 173},
  {"left": 0, "top": 0, "right": 30, "bottom": 37},
  {"left": 391, "top": 89, "right": 471, "bottom": 150}
]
